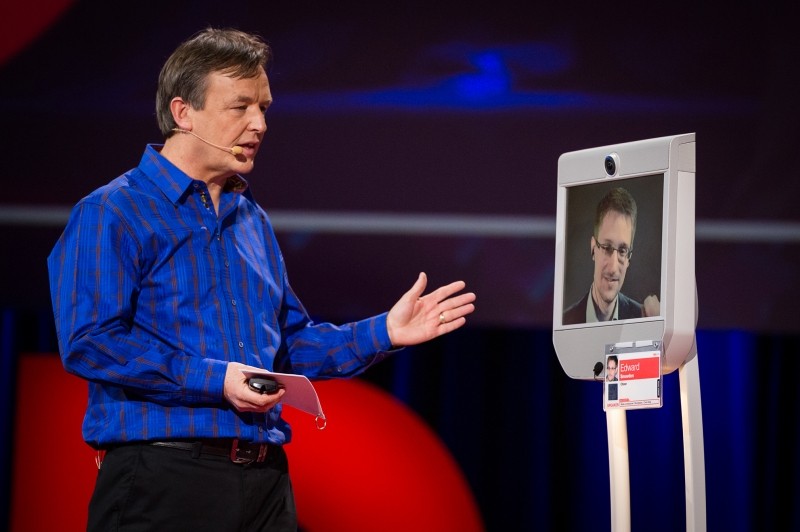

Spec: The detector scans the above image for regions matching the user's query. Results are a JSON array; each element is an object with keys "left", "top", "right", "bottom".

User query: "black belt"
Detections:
[{"left": 149, "top": 438, "right": 271, "bottom": 464}]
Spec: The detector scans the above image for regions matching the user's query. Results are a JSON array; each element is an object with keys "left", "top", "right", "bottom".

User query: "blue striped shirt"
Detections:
[{"left": 47, "top": 145, "right": 393, "bottom": 448}]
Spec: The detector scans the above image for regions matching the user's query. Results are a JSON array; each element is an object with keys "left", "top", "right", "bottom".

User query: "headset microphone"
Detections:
[{"left": 172, "top": 128, "right": 244, "bottom": 155}]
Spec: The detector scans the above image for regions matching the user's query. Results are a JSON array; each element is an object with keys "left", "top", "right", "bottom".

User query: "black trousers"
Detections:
[{"left": 88, "top": 443, "right": 297, "bottom": 532}]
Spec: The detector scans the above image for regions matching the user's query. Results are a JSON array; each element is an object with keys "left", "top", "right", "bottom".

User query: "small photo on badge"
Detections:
[{"left": 607, "top": 383, "right": 618, "bottom": 401}]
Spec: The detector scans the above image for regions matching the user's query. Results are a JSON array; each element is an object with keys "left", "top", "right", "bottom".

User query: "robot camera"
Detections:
[{"left": 604, "top": 153, "right": 620, "bottom": 176}]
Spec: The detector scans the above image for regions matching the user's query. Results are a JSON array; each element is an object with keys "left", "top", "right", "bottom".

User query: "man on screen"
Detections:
[{"left": 563, "top": 187, "right": 657, "bottom": 325}]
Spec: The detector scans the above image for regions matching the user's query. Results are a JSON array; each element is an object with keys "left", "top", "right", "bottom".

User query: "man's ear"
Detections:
[{"left": 171, "top": 97, "right": 192, "bottom": 130}]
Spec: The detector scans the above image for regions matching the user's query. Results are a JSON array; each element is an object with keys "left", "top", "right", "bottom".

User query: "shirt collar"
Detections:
[{"left": 138, "top": 144, "right": 249, "bottom": 205}]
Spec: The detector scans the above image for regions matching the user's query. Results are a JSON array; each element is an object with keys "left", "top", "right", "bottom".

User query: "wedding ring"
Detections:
[{"left": 439, "top": 312, "right": 446, "bottom": 325}]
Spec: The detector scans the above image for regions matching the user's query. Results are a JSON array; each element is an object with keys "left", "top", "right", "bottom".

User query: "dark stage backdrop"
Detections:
[{"left": 2, "top": 2, "right": 799, "bottom": 531}]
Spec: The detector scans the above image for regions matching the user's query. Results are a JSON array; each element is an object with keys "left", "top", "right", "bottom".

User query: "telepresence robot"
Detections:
[{"left": 552, "top": 133, "right": 704, "bottom": 531}]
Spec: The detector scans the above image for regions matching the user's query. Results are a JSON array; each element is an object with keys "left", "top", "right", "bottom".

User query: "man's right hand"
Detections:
[{"left": 223, "top": 362, "right": 285, "bottom": 412}]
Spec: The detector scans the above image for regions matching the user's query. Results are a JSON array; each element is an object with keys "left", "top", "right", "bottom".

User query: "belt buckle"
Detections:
[{"left": 230, "top": 438, "right": 266, "bottom": 464}]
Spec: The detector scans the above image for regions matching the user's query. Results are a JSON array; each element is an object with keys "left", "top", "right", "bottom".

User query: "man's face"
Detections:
[
  {"left": 606, "top": 359, "right": 618, "bottom": 380},
  {"left": 188, "top": 68, "right": 272, "bottom": 179},
  {"left": 591, "top": 211, "right": 633, "bottom": 311}
]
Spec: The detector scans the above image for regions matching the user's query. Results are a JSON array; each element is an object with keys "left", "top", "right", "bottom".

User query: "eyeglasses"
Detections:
[{"left": 594, "top": 240, "right": 633, "bottom": 262}]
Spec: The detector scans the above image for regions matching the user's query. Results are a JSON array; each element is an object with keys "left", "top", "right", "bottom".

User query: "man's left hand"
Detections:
[{"left": 386, "top": 272, "right": 476, "bottom": 347}]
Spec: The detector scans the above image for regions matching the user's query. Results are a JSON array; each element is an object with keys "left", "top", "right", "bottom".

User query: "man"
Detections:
[
  {"left": 47, "top": 28, "right": 476, "bottom": 531},
  {"left": 606, "top": 355, "right": 619, "bottom": 382},
  {"left": 563, "top": 187, "right": 653, "bottom": 325}
]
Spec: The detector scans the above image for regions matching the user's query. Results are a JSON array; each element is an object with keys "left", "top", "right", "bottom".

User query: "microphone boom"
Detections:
[{"left": 172, "top": 128, "right": 242, "bottom": 155}]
